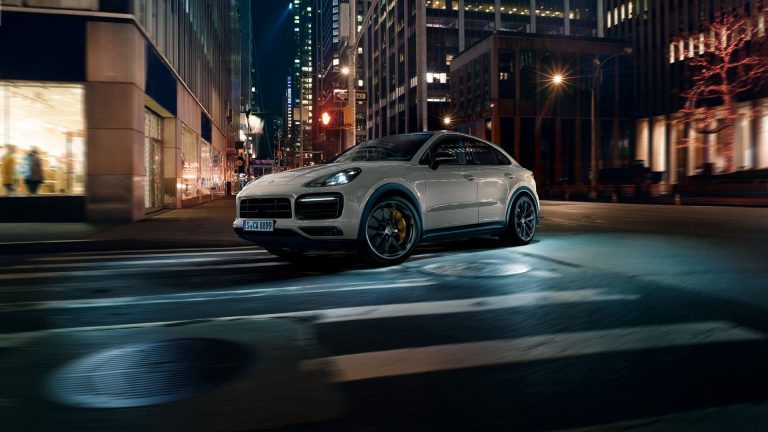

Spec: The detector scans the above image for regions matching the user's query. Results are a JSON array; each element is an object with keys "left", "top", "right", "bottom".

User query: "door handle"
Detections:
[
  {"left": 504, "top": 172, "right": 516, "bottom": 179},
  {"left": 463, "top": 174, "right": 475, "bottom": 181}
]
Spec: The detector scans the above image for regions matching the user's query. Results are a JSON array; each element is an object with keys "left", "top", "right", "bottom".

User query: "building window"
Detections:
[{"left": 0, "top": 82, "right": 86, "bottom": 196}]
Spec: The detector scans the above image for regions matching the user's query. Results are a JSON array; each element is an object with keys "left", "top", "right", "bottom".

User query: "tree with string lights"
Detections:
[{"left": 675, "top": 11, "right": 768, "bottom": 173}]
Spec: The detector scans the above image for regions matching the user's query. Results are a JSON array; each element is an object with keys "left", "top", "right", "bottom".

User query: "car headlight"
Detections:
[{"left": 305, "top": 168, "right": 361, "bottom": 187}]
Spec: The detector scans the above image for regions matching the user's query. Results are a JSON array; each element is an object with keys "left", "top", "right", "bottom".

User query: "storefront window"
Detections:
[
  {"left": 0, "top": 81, "right": 86, "bottom": 196},
  {"left": 144, "top": 110, "right": 163, "bottom": 210},
  {"left": 200, "top": 140, "right": 212, "bottom": 196},
  {"left": 181, "top": 125, "right": 199, "bottom": 198}
]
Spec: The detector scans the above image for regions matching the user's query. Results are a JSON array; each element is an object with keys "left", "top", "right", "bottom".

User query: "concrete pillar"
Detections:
[
  {"left": 494, "top": 0, "right": 501, "bottom": 30},
  {"left": 85, "top": 21, "right": 146, "bottom": 222},
  {"left": 564, "top": 0, "right": 570, "bottom": 35}
]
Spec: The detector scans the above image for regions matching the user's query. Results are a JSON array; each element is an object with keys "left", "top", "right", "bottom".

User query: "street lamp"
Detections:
[
  {"left": 442, "top": 116, "right": 452, "bottom": 128},
  {"left": 588, "top": 47, "right": 633, "bottom": 199},
  {"left": 549, "top": 47, "right": 632, "bottom": 199},
  {"left": 340, "top": 66, "right": 350, "bottom": 75}
]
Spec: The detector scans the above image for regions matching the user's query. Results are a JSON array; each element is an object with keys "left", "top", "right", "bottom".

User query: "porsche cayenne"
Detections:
[{"left": 233, "top": 131, "right": 538, "bottom": 265}]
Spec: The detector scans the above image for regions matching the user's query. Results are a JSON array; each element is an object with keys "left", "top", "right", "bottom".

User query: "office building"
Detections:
[
  {"left": 359, "top": 0, "right": 600, "bottom": 139},
  {"left": 607, "top": 0, "right": 768, "bottom": 184},
  {"left": 288, "top": 0, "right": 316, "bottom": 166},
  {"left": 452, "top": 31, "right": 633, "bottom": 192},
  {"left": 0, "top": 0, "right": 246, "bottom": 221}
]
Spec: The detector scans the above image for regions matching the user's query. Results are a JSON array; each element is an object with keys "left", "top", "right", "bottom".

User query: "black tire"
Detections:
[
  {"left": 265, "top": 247, "right": 305, "bottom": 262},
  {"left": 501, "top": 194, "right": 537, "bottom": 245},
  {"left": 359, "top": 196, "right": 420, "bottom": 266}
]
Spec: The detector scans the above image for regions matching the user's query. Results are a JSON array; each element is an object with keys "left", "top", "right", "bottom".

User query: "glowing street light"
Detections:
[
  {"left": 552, "top": 73, "right": 564, "bottom": 85},
  {"left": 443, "top": 116, "right": 452, "bottom": 127},
  {"left": 340, "top": 66, "right": 350, "bottom": 75}
]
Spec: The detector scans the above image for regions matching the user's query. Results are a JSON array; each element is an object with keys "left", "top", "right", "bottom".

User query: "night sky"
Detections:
[{"left": 251, "top": 0, "right": 295, "bottom": 118}]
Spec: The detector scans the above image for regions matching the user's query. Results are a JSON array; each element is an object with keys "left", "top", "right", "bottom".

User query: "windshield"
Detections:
[{"left": 331, "top": 133, "right": 433, "bottom": 163}]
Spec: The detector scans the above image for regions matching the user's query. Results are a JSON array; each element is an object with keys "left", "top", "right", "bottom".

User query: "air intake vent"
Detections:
[
  {"left": 295, "top": 193, "right": 343, "bottom": 220},
  {"left": 240, "top": 198, "right": 292, "bottom": 219}
]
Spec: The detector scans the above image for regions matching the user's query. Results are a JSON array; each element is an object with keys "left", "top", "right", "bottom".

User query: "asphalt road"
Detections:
[{"left": 1, "top": 201, "right": 768, "bottom": 432}]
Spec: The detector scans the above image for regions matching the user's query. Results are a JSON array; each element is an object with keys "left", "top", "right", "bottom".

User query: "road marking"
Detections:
[
  {"left": 0, "top": 278, "right": 438, "bottom": 311},
  {"left": 303, "top": 321, "right": 764, "bottom": 382},
  {"left": 310, "top": 289, "right": 637, "bottom": 323},
  {"left": 56, "top": 245, "right": 263, "bottom": 255},
  {"left": 0, "top": 288, "right": 634, "bottom": 347},
  {"left": 0, "top": 261, "right": 289, "bottom": 281},
  {"left": 30, "top": 249, "right": 269, "bottom": 262},
  {"left": 7, "top": 254, "right": 271, "bottom": 269}
]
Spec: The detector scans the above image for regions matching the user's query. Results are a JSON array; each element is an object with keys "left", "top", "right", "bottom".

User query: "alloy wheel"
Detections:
[
  {"left": 513, "top": 196, "right": 536, "bottom": 242},
  {"left": 365, "top": 199, "right": 417, "bottom": 262}
]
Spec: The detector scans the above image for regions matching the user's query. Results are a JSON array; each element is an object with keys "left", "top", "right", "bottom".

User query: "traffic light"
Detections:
[{"left": 320, "top": 110, "right": 343, "bottom": 128}]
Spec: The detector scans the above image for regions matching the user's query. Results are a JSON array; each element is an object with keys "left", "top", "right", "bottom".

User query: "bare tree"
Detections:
[{"left": 675, "top": 12, "right": 768, "bottom": 173}]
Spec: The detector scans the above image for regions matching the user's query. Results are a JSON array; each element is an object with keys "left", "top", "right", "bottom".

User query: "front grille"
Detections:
[
  {"left": 295, "top": 193, "right": 343, "bottom": 220},
  {"left": 240, "top": 198, "right": 292, "bottom": 219}
]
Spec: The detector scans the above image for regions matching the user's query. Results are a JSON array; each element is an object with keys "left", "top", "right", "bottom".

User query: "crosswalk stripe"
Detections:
[
  {"left": 7, "top": 254, "right": 267, "bottom": 269},
  {"left": 310, "top": 289, "right": 637, "bottom": 323},
  {"left": 30, "top": 248, "right": 269, "bottom": 262},
  {"left": 303, "top": 321, "right": 764, "bottom": 382},
  {"left": 0, "top": 278, "right": 438, "bottom": 312},
  {"left": 0, "top": 261, "right": 288, "bottom": 281},
  {"left": 0, "top": 288, "right": 631, "bottom": 347}
]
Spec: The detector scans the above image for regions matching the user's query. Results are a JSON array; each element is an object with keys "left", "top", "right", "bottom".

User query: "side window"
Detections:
[
  {"left": 494, "top": 148, "right": 512, "bottom": 165},
  {"left": 420, "top": 137, "right": 467, "bottom": 165},
  {"left": 464, "top": 139, "right": 499, "bottom": 165}
]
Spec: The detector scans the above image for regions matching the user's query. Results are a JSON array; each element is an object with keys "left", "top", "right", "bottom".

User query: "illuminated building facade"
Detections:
[
  {"left": 360, "top": 0, "right": 600, "bottom": 139},
  {"left": 0, "top": 0, "right": 245, "bottom": 221}
]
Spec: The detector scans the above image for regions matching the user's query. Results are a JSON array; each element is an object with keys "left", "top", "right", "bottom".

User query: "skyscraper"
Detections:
[
  {"left": 359, "top": 0, "right": 600, "bottom": 139},
  {"left": 289, "top": 0, "right": 316, "bottom": 166}
]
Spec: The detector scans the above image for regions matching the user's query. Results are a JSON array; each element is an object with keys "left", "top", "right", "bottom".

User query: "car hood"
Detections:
[{"left": 240, "top": 164, "right": 355, "bottom": 192}]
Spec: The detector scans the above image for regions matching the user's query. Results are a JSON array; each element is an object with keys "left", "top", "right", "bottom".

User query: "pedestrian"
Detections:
[
  {"left": 25, "top": 148, "right": 44, "bottom": 194},
  {"left": 1, "top": 144, "right": 16, "bottom": 195}
]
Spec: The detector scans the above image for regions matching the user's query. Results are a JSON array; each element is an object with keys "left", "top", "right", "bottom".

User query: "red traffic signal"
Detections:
[{"left": 321, "top": 111, "right": 331, "bottom": 126}]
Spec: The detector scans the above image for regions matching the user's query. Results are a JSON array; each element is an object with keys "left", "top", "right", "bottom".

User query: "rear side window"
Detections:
[{"left": 464, "top": 138, "right": 511, "bottom": 165}]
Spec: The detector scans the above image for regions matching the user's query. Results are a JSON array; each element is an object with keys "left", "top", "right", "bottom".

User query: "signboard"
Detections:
[{"left": 336, "top": 91, "right": 367, "bottom": 102}]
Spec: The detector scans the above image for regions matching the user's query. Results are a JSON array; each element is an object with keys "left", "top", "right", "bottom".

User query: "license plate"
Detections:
[{"left": 242, "top": 219, "right": 274, "bottom": 232}]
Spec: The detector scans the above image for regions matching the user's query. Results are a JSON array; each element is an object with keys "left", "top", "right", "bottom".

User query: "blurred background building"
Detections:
[
  {"left": 0, "top": 0, "right": 247, "bottom": 222},
  {"left": 607, "top": 0, "right": 768, "bottom": 189}
]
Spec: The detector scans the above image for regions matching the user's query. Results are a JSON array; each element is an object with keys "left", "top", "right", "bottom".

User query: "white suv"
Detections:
[{"left": 233, "top": 131, "right": 539, "bottom": 265}]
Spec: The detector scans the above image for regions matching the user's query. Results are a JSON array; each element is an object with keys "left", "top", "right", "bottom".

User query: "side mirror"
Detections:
[{"left": 429, "top": 152, "right": 457, "bottom": 170}]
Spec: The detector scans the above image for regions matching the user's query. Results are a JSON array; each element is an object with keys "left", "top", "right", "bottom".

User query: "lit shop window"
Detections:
[
  {"left": 0, "top": 82, "right": 85, "bottom": 196},
  {"left": 181, "top": 125, "right": 199, "bottom": 199}
]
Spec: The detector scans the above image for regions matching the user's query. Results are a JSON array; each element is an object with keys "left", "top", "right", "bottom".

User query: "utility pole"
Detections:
[{"left": 343, "top": 0, "right": 357, "bottom": 150}]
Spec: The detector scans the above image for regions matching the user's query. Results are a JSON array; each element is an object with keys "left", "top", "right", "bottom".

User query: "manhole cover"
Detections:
[
  {"left": 46, "top": 338, "right": 251, "bottom": 408},
  {"left": 420, "top": 259, "right": 531, "bottom": 277}
]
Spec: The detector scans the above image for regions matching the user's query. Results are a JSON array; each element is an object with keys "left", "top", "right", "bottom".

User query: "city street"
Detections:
[{"left": 1, "top": 201, "right": 768, "bottom": 431}]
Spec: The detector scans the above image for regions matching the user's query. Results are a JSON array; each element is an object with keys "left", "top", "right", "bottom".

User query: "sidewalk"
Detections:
[{"left": 0, "top": 198, "right": 251, "bottom": 254}]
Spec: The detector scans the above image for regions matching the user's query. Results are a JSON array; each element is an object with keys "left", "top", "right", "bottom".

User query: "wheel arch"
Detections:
[
  {"left": 505, "top": 186, "right": 539, "bottom": 225},
  {"left": 357, "top": 183, "right": 424, "bottom": 240}
]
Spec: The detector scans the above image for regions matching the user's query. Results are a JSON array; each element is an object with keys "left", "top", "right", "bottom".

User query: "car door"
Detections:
[
  {"left": 464, "top": 137, "right": 513, "bottom": 224},
  {"left": 420, "top": 135, "right": 479, "bottom": 230}
]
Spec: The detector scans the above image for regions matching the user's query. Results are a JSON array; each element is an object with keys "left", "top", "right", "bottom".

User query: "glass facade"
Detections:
[
  {"left": 144, "top": 110, "right": 163, "bottom": 210},
  {"left": 0, "top": 82, "right": 86, "bottom": 196}
]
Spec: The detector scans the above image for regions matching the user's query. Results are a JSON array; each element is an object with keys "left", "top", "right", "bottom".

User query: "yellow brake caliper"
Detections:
[{"left": 391, "top": 208, "right": 407, "bottom": 244}]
